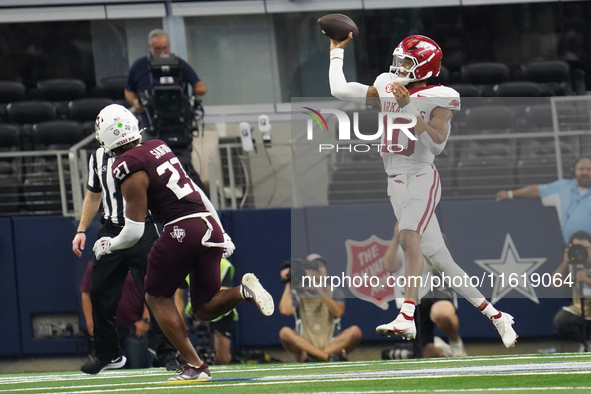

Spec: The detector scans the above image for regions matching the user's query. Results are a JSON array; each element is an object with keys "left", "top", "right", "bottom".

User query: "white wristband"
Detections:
[
  {"left": 402, "top": 103, "right": 420, "bottom": 118},
  {"left": 508, "top": 190, "right": 514, "bottom": 199}
]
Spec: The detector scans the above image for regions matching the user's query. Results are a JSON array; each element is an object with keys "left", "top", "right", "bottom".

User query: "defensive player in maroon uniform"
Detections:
[{"left": 92, "top": 104, "right": 274, "bottom": 381}]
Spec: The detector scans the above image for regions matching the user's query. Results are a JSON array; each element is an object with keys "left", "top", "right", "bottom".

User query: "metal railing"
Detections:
[{"left": 3, "top": 96, "right": 591, "bottom": 216}]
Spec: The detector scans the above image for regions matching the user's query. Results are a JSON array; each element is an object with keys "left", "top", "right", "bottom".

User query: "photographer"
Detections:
[
  {"left": 124, "top": 29, "right": 206, "bottom": 130},
  {"left": 552, "top": 231, "right": 591, "bottom": 350},
  {"left": 278, "top": 254, "right": 362, "bottom": 362}
]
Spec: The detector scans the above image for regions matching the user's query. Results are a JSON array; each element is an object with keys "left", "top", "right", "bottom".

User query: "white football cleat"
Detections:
[
  {"left": 376, "top": 314, "right": 416, "bottom": 340},
  {"left": 433, "top": 336, "right": 453, "bottom": 357},
  {"left": 491, "top": 312, "right": 518, "bottom": 348},
  {"left": 449, "top": 338, "right": 468, "bottom": 357},
  {"left": 241, "top": 273, "right": 275, "bottom": 316}
]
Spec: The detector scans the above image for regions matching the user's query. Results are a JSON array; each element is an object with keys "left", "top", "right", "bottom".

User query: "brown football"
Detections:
[{"left": 318, "top": 14, "right": 358, "bottom": 41}]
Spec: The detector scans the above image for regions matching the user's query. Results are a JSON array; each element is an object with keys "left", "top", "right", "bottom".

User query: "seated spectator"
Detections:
[
  {"left": 80, "top": 261, "right": 152, "bottom": 369},
  {"left": 552, "top": 231, "right": 591, "bottom": 351},
  {"left": 278, "top": 254, "right": 362, "bottom": 362},
  {"left": 384, "top": 223, "right": 467, "bottom": 358}
]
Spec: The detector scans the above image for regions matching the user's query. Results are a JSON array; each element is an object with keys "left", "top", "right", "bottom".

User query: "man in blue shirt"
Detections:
[
  {"left": 497, "top": 158, "right": 591, "bottom": 243},
  {"left": 124, "top": 29, "right": 207, "bottom": 129}
]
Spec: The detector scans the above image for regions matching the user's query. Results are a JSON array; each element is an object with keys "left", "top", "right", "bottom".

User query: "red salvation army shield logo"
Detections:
[{"left": 345, "top": 235, "right": 395, "bottom": 310}]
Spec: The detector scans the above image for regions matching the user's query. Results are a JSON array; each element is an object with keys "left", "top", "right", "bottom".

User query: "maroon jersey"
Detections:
[{"left": 112, "top": 139, "right": 207, "bottom": 225}]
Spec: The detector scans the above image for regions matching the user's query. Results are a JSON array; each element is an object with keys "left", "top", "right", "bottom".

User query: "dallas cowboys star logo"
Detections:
[{"left": 475, "top": 233, "right": 547, "bottom": 305}]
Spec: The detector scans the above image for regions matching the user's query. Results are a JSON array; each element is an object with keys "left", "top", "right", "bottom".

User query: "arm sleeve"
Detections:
[
  {"left": 108, "top": 218, "right": 145, "bottom": 252},
  {"left": 329, "top": 49, "right": 369, "bottom": 105}
]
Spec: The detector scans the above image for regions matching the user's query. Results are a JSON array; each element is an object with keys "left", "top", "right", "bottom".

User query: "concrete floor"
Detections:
[{"left": 0, "top": 337, "right": 583, "bottom": 374}]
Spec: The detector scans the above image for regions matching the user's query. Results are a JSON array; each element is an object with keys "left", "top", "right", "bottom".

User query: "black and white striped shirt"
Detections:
[{"left": 87, "top": 147, "right": 125, "bottom": 225}]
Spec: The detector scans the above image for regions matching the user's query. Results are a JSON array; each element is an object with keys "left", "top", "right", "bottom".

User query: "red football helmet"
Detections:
[{"left": 390, "top": 35, "right": 442, "bottom": 85}]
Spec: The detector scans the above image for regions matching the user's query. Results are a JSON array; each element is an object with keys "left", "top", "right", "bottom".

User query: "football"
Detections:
[{"left": 318, "top": 14, "right": 359, "bottom": 41}]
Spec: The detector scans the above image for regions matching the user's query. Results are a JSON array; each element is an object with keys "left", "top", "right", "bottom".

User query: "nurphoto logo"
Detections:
[{"left": 302, "top": 108, "right": 418, "bottom": 153}]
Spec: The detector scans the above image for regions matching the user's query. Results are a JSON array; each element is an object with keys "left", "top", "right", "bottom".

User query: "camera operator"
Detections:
[
  {"left": 124, "top": 29, "right": 206, "bottom": 131},
  {"left": 278, "top": 254, "right": 362, "bottom": 362},
  {"left": 552, "top": 230, "right": 591, "bottom": 351}
]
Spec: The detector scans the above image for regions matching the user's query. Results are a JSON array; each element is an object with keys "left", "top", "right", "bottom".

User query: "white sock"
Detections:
[
  {"left": 399, "top": 301, "right": 416, "bottom": 320},
  {"left": 480, "top": 302, "right": 502, "bottom": 319}
]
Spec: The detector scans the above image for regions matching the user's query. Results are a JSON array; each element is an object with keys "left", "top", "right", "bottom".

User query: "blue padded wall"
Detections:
[
  {"left": 2, "top": 199, "right": 575, "bottom": 353},
  {"left": 12, "top": 216, "right": 90, "bottom": 355},
  {"left": 0, "top": 218, "right": 21, "bottom": 356}
]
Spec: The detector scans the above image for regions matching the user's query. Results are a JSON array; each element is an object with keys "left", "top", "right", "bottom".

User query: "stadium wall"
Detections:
[{"left": 0, "top": 200, "right": 572, "bottom": 355}]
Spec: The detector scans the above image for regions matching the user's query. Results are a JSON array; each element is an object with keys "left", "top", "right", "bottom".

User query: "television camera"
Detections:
[{"left": 140, "top": 53, "right": 204, "bottom": 151}]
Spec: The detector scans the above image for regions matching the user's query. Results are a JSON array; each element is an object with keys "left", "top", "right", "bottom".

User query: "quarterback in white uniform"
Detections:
[{"left": 328, "top": 33, "right": 517, "bottom": 348}]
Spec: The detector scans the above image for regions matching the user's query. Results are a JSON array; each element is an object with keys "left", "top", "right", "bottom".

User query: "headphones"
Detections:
[{"left": 570, "top": 157, "right": 586, "bottom": 177}]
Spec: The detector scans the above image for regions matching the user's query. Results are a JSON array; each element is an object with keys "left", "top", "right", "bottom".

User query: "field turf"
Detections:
[{"left": 2, "top": 353, "right": 591, "bottom": 394}]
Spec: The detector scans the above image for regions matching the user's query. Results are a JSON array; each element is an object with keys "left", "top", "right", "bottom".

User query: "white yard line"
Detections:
[
  {"left": 2, "top": 363, "right": 591, "bottom": 393},
  {"left": 3, "top": 354, "right": 590, "bottom": 386}
]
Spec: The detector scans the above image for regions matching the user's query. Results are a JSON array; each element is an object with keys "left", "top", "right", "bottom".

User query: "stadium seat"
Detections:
[
  {"left": 522, "top": 61, "right": 572, "bottom": 96},
  {"left": 6, "top": 101, "right": 57, "bottom": 125},
  {"left": 0, "top": 80, "right": 25, "bottom": 122},
  {"left": 461, "top": 62, "right": 510, "bottom": 97},
  {"left": 493, "top": 82, "right": 544, "bottom": 97},
  {"left": 32, "top": 120, "right": 84, "bottom": 150},
  {"left": 463, "top": 105, "right": 515, "bottom": 133},
  {"left": 37, "top": 79, "right": 87, "bottom": 119},
  {"left": 0, "top": 123, "right": 21, "bottom": 151},
  {"left": 97, "top": 76, "right": 128, "bottom": 100},
  {"left": 36, "top": 79, "right": 87, "bottom": 101},
  {"left": 448, "top": 84, "right": 482, "bottom": 98},
  {"left": 68, "top": 97, "right": 114, "bottom": 134},
  {"left": 0, "top": 81, "right": 26, "bottom": 104}
]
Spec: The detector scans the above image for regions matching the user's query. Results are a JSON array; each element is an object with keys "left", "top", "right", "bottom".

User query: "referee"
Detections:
[{"left": 72, "top": 146, "right": 179, "bottom": 374}]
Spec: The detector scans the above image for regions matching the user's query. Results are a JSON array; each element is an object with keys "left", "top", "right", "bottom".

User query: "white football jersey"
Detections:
[{"left": 373, "top": 72, "right": 461, "bottom": 175}]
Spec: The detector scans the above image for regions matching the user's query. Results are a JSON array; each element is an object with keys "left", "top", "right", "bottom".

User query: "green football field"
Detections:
[{"left": 3, "top": 353, "right": 591, "bottom": 394}]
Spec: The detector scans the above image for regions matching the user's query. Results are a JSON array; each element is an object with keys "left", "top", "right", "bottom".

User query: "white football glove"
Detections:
[
  {"left": 222, "top": 233, "right": 235, "bottom": 259},
  {"left": 93, "top": 237, "right": 113, "bottom": 260}
]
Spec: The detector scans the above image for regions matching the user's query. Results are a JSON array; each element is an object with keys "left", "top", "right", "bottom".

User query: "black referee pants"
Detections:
[{"left": 90, "top": 219, "right": 175, "bottom": 361}]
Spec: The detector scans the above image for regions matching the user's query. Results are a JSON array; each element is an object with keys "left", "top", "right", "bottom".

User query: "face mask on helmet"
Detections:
[
  {"left": 95, "top": 104, "right": 142, "bottom": 156},
  {"left": 389, "top": 35, "right": 442, "bottom": 86}
]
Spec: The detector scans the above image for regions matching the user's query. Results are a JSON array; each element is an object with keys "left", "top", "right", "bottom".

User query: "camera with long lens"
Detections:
[
  {"left": 281, "top": 256, "right": 325, "bottom": 290},
  {"left": 142, "top": 53, "right": 202, "bottom": 150},
  {"left": 568, "top": 244, "right": 589, "bottom": 268}
]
